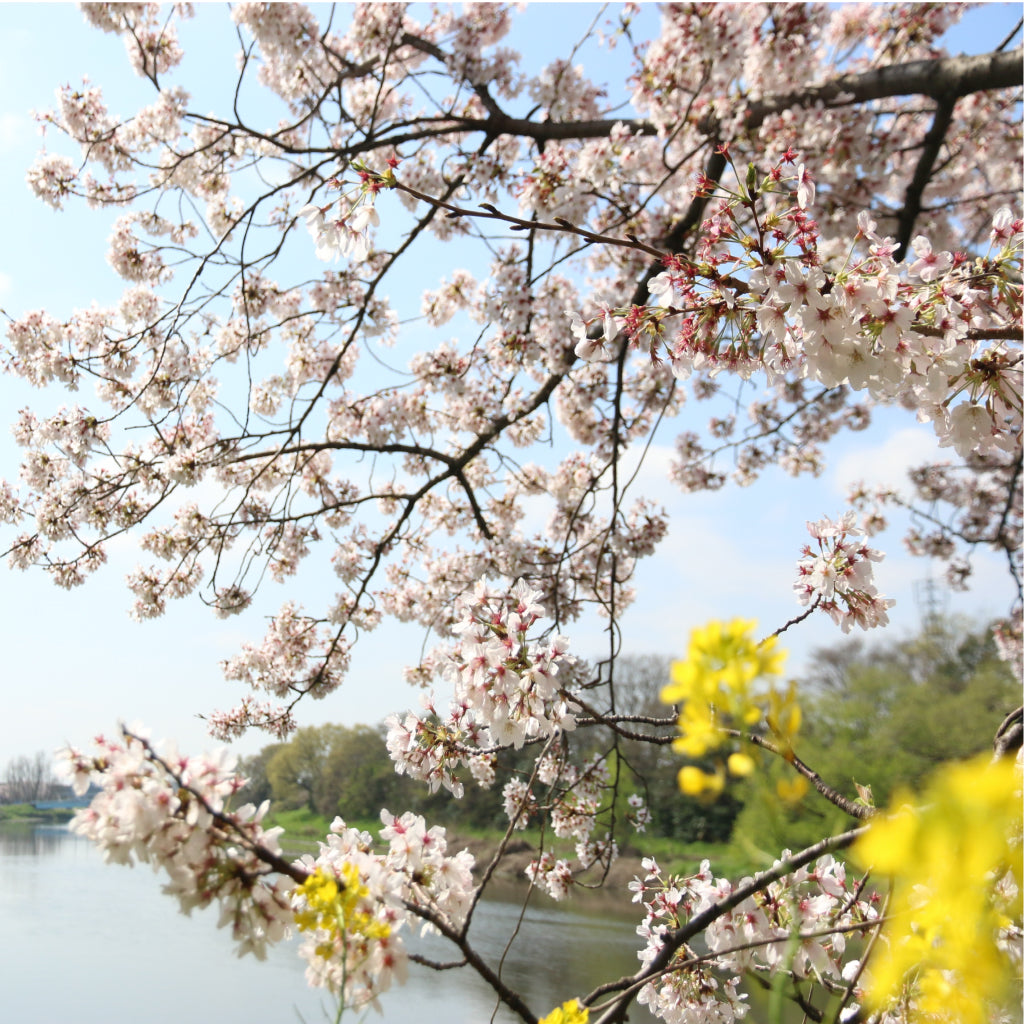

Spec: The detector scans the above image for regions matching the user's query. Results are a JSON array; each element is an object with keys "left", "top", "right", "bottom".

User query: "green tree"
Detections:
[
  {"left": 317, "top": 725, "right": 397, "bottom": 821},
  {"left": 266, "top": 725, "right": 347, "bottom": 813},
  {"left": 235, "top": 743, "right": 285, "bottom": 808}
]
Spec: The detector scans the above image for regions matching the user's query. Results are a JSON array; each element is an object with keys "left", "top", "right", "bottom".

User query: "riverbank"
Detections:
[
  {"left": 0, "top": 801, "right": 753, "bottom": 888},
  {"left": 266, "top": 807, "right": 757, "bottom": 892},
  {"left": 0, "top": 803, "right": 74, "bottom": 824}
]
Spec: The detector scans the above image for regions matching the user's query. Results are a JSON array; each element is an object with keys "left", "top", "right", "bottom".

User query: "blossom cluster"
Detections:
[
  {"left": 631, "top": 853, "right": 878, "bottom": 1024},
  {"left": 385, "top": 580, "right": 577, "bottom": 797},
  {"left": 293, "top": 810, "right": 476, "bottom": 1010},
  {"left": 520, "top": 753, "right": 620, "bottom": 900},
  {"left": 62, "top": 728, "right": 295, "bottom": 960},
  {"left": 577, "top": 163, "right": 1022, "bottom": 473},
  {"left": 386, "top": 580, "right": 647, "bottom": 901},
  {"left": 794, "top": 512, "right": 894, "bottom": 632}
]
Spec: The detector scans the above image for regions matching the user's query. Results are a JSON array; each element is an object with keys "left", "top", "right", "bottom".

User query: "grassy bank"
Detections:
[
  {"left": 263, "top": 806, "right": 760, "bottom": 882},
  {"left": 0, "top": 803, "right": 74, "bottom": 824}
]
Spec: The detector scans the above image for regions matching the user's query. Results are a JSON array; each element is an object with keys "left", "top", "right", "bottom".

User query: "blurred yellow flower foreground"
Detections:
[
  {"left": 663, "top": 618, "right": 797, "bottom": 797},
  {"left": 538, "top": 997, "right": 588, "bottom": 1024},
  {"left": 852, "top": 754, "right": 1023, "bottom": 1024}
]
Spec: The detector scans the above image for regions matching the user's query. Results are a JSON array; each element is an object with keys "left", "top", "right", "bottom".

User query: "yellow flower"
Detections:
[
  {"left": 851, "top": 755, "right": 1023, "bottom": 1024},
  {"left": 775, "top": 774, "right": 809, "bottom": 804},
  {"left": 679, "top": 764, "right": 726, "bottom": 798},
  {"left": 662, "top": 619, "right": 786, "bottom": 704},
  {"left": 727, "top": 751, "right": 756, "bottom": 777},
  {"left": 538, "top": 998, "right": 589, "bottom": 1024},
  {"left": 294, "top": 863, "right": 391, "bottom": 959},
  {"left": 663, "top": 619, "right": 797, "bottom": 798}
]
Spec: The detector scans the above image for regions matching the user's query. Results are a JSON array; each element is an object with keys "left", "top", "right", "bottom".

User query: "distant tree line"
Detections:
[
  {"left": 236, "top": 721, "right": 550, "bottom": 832},
  {"left": 1, "top": 752, "right": 60, "bottom": 804},
  {"left": 236, "top": 619, "right": 1019, "bottom": 848}
]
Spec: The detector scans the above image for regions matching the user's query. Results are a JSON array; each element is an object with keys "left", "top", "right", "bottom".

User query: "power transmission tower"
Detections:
[{"left": 914, "top": 576, "right": 949, "bottom": 635}]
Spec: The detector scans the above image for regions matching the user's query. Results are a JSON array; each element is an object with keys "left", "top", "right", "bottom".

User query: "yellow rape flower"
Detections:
[
  {"left": 538, "top": 998, "right": 589, "bottom": 1024},
  {"left": 727, "top": 751, "right": 756, "bottom": 777},
  {"left": 679, "top": 764, "right": 726, "bottom": 798},
  {"left": 776, "top": 774, "right": 809, "bottom": 804},
  {"left": 294, "top": 863, "right": 391, "bottom": 960},
  {"left": 851, "top": 754, "right": 1023, "bottom": 1024},
  {"left": 664, "top": 619, "right": 796, "bottom": 797}
]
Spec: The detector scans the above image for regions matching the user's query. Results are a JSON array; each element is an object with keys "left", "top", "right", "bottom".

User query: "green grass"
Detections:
[
  {"left": 0, "top": 803, "right": 74, "bottom": 824},
  {"left": 263, "top": 807, "right": 763, "bottom": 880},
  {"left": 264, "top": 807, "right": 384, "bottom": 852}
]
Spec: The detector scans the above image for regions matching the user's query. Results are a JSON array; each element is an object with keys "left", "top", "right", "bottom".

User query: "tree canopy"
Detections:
[{"left": 3, "top": 4, "right": 1021, "bottom": 1024}]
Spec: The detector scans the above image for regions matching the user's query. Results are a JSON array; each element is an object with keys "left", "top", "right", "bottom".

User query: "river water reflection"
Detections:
[{"left": 1, "top": 823, "right": 655, "bottom": 1023}]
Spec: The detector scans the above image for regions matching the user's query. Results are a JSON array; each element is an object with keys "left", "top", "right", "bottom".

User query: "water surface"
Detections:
[{"left": 0, "top": 823, "right": 655, "bottom": 1023}]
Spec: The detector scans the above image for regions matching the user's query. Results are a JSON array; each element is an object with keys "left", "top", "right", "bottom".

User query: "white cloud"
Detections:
[{"left": 831, "top": 425, "right": 941, "bottom": 497}]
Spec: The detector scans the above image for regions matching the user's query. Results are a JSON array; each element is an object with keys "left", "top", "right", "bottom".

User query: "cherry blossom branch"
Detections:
[
  {"left": 124, "top": 729, "right": 308, "bottom": 883},
  {"left": 729, "top": 730, "right": 876, "bottom": 821},
  {"left": 589, "top": 825, "right": 870, "bottom": 1024},
  {"left": 765, "top": 597, "right": 823, "bottom": 641}
]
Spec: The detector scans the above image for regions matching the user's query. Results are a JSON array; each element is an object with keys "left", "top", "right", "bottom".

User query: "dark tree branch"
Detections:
[
  {"left": 894, "top": 96, "right": 958, "bottom": 261},
  {"left": 742, "top": 733, "right": 876, "bottom": 820},
  {"left": 993, "top": 706, "right": 1024, "bottom": 761},
  {"left": 736, "top": 48, "right": 1023, "bottom": 133}
]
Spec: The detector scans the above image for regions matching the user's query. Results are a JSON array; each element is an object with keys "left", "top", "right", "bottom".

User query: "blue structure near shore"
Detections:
[{"left": 31, "top": 797, "right": 92, "bottom": 810}]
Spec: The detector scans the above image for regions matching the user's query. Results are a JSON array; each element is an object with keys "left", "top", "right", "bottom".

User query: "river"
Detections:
[{"left": 0, "top": 822, "right": 656, "bottom": 1023}]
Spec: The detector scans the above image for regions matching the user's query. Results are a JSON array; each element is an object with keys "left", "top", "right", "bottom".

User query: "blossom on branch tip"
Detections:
[
  {"left": 566, "top": 308, "right": 618, "bottom": 361},
  {"left": 794, "top": 512, "right": 893, "bottom": 632},
  {"left": 62, "top": 728, "right": 294, "bottom": 960},
  {"left": 298, "top": 197, "right": 379, "bottom": 263}
]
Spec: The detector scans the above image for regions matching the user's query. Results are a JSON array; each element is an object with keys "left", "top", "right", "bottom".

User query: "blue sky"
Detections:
[{"left": 0, "top": 4, "right": 1019, "bottom": 763}]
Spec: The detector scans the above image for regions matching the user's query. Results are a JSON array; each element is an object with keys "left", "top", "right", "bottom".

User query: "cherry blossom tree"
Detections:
[{"left": 3, "top": 4, "right": 1022, "bottom": 1022}]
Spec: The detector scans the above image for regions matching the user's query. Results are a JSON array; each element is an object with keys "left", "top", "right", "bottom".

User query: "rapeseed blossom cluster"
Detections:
[
  {"left": 851, "top": 755, "right": 1023, "bottom": 1024},
  {"left": 662, "top": 619, "right": 797, "bottom": 797},
  {"left": 538, "top": 998, "right": 589, "bottom": 1024},
  {"left": 294, "top": 865, "right": 391, "bottom": 963}
]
